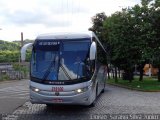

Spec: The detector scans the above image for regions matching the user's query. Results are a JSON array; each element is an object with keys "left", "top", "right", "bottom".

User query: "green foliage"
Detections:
[
  {"left": 89, "top": 12, "right": 108, "bottom": 64},
  {"left": 90, "top": 0, "right": 160, "bottom": 80},
  {"left": 0, "top": 74, "right": 10, "bottom": 81},
  {"left": 13, "top": 63, "right": 29, "bottom": 77},
  {"left": 89, "top": 12, "right": 107, "bottom": 41},
  {"left": 0, "top": 50, "right": 31, "bottom": 63},
  {"left": 0, "top": 40, "right": 19, "bottom": 51},
  {"left": 107, "top": 77, "right": 160, "bottom": 91},
  {"left": 13, "top": 39, "right": 34, "bottom": 46},
  {"left": 104, "top": 10, "right": 141, "bottom": 70},
  {"left": 0, "top": 51, "right": 20, "bottom": 62},
  {"left": 102, "top": 0, "right": 159, "bottom": 69},
  {"left": 0, "top": 40, "right": 32, "bottom": 63}
]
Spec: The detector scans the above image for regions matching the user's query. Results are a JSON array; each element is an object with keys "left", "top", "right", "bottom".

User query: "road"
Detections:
[
  {"left": 1, "top": 80, "right": 160, "bottom": 120},
  {"left": 0, "top": 80, "right": 29, "bottom": 114}
]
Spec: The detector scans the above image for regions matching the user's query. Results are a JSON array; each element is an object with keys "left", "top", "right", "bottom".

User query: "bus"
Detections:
[{"left": 21, "top": 31, "right": 107, "bottom": 107}]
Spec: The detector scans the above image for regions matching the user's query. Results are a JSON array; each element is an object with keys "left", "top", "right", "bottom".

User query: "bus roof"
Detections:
[
  {"left": 36, "top": 31, "right": 95, "bottom": 40},
  {"left": 35, "top": 31, "right": 107, "bottom": 53}
]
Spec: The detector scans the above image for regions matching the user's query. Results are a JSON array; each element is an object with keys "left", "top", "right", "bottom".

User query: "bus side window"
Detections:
[{"left": 84, "top": 58, "right": 94, "bottom": 77}]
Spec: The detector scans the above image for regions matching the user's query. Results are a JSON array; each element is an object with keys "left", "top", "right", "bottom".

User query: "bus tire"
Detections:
[
  {"left": 46, "top": 104, "right": 53, "bottom": 108},
  {"left": 89, "top": 101, "right": 95, "bottom": 107},
  {"left": 89, "top": 84, "right": 98, "bottom": 107},
  {"left": 101, "top": 83, "right": 105, "bottom": 93}
]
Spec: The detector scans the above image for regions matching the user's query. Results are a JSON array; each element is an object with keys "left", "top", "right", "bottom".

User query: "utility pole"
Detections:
[
  {"left": 19, "top": 32, "right": 24, "bottom": 63},
  {"left": 21, "top": 32, "right": 24, "bottom": 48},
  {"left": 19, "top": 32, "right": 24, "bottom": 79}
]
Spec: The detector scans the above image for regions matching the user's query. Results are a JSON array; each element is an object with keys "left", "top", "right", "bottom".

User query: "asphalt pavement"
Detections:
[
  {"left": 1, "top": 80, "right": 160, "bottom": 120},
  {"left": 0, "top": 80, "right": 29, "bottom": 114},
  {"left": 7, "top": 84, "right": 160, "bottom": 120}
]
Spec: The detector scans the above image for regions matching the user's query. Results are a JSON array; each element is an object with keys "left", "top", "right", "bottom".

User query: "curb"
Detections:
[
  {"left": 0, "top": 79, "right": 28, "bottom": 84},
  {"left": 107, "top": 83, "right": 160, "bottom": 92}
]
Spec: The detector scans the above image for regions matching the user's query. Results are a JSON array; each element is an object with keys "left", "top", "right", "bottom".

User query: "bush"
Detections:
[
  {"left": 0, "top": 74, "right": 10, "bottom": 81},
  {"left": 13, "top": 63, "right": 29, "bottom": 78},
  {"left": 0, "top": 50, "right": 31, "bottom": 63}
]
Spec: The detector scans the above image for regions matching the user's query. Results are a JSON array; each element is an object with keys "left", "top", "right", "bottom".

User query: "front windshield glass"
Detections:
[
  {"left": 31, "top": 39, "right": 91, "bottom": 81},
  {"left": 58, "top": 41, "right": 90, "bottom": 80},
  {"left": 31, "top": 40, "right": 60, "bottom": 80}
]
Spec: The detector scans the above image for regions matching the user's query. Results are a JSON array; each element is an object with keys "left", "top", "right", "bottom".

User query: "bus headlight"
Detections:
[
  {"left": 77, "top": 89, "right": 82, "bottom": 93},
  {"left": 75, "top": 87, "right": 89, "bottom": 94},
  {"left": 34, "top": 88, "right": 40, "bottom": 92},
  {"left": 30, "top": 86, "right": 40, "bottom": 92}
]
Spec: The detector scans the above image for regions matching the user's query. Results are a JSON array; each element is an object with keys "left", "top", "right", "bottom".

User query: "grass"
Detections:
[
  {"left": 0, "top": 74, "right": 10, "bottom": 81},
  {"left": 107, "top": 76, "right": 160, "bottom": 91}
]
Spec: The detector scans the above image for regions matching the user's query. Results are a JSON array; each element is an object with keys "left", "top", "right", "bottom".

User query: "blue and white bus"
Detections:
[{"left": 21, "top": 31, "right": 107, "bottom": 107}]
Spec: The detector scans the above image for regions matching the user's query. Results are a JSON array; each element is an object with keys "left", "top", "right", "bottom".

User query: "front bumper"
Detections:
[
  {"left": 30, "top": 81, "right": 93, "bottom": 105},
  {"left": 30, "top": 89, "right": 92, "bottom": 105}
]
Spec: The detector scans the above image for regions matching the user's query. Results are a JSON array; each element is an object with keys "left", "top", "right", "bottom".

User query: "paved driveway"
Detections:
[
  {"left": 2, "top": 84, "right": 160, "bottom": 120},
  {"left": 0, "top": 80, "right": 29, "bottom": 114}
]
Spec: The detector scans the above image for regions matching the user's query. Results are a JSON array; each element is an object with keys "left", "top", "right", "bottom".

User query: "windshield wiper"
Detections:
[
  {"left": 42, "top": 55, "right": 56, "bottom": 80},
  {"left": 59, "top": 62, "right": 72, "bottom": 80},
  {"left": 42, "top": 55, "right": 72, "bottom": 81}
]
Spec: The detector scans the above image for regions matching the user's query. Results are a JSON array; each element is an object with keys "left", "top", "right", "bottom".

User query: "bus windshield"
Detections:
[{"left": 31, "top": 40, "right": 91, "bottom": 81}]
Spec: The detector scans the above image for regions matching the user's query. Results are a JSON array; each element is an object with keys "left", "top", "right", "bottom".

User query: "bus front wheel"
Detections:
[
  {"left": 89, "top": 85, "right": 98, "bottom": 107},
  {"left": 101, "top": 83, "right": 105, "bottom": 93},
  {"left": 46, "top": 104, "right": 53, "bottom": 108}
]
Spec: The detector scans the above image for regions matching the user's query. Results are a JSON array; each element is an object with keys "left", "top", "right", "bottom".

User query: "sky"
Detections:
[{"left": 0, "top": 0, "right": 141, "bottom": 41}]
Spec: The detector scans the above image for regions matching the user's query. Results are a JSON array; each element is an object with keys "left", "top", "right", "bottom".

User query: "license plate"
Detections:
[{"left": 53, "top": 99, "right": 63, "bottom": 103}]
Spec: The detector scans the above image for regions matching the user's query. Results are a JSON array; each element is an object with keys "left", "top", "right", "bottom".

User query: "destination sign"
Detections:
[
  {"left": 35, "top": 40, "right": 60, "bottom": 51},
  {"left": 38, "top": 41, "right": 60, "bottom": 46}
]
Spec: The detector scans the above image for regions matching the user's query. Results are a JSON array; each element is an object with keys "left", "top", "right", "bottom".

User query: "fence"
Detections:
[{"left": 0, "top": 62, "right": 30, "bottom": 80}]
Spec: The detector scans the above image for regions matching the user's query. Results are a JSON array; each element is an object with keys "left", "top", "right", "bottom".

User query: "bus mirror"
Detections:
[
  {"left": 90, "top": 42, "right": 96, "bottom": 60},
  {"left": 21, "top": 43, "right": 33, "bottom": 62}
]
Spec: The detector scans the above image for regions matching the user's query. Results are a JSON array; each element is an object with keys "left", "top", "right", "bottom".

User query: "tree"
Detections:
[
  {"left": 89, "top": 12, "right": 107, "bottom": 41},
  {"left": 150, "top": 0, "right": 160, "bottom": 81},
  {"left": 103, "top": 9, "right": 143, "bottom": 82},
  {"left": 128, "top": 2, "right": 151, "bottom": 81},
  {"left": 0, "top": 40, "right": 32, "bottom": 63},
  {"left": 89, "top": 12, "right": 111, "bottom": 79},
  {"left": 91, "top": 0, "right": 160, "bottom": 82}
]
